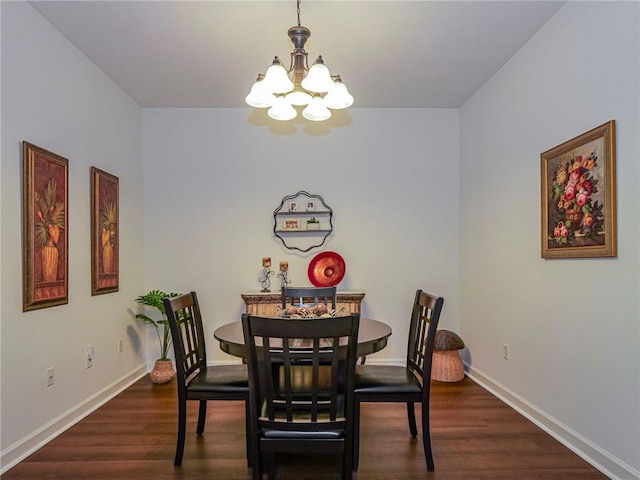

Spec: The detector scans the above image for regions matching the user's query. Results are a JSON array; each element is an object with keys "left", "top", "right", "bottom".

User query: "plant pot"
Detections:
[
  {"left": 565, "top": 208, "right": 583, "bottom": 231},
  {"left": 41, "top": 240, "right": 59, "bottom": 282},
  {"left": 150, "top": 359, "right": 175, "bottom": 384},
  {"left": 306, "top": 223, "right": 320, "bottom": 231},
  {"left": 102, "top": 242, "right": 114, "bottom": 273}
]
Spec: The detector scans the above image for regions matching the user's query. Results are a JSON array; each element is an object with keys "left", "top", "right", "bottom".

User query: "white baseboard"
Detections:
[
  {"left": 0, "top": 365, "right": 147, "bottom": 474},
  {"left": 466, "top": 366, "right": 640, "bottom": 480}
]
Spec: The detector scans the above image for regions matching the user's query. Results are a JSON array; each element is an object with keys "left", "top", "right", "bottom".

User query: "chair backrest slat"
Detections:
[
  {"left": 242, "top": 313, "right": 360, "bottom": 434},
  {"left": 281, "top": 286, "right": 337, "bottom": 310}
]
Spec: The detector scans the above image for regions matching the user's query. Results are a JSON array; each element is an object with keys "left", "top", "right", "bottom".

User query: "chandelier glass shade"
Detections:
[{"left": 245, "top": 2, "right": 353, "bottom": 121}]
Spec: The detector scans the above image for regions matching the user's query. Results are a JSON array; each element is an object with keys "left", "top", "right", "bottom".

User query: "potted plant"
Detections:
[
  {"left": 135, "top": 290, "right": 181, "bottom": 384},
  {"left": 35, "top": 179, "right": 65, "bottom": 282},
  {"left": 306, "top": 216, "right": 320, "bottom": 230},
  {"left": 100, "top": 200, "right": 117, "bottom": 273}
]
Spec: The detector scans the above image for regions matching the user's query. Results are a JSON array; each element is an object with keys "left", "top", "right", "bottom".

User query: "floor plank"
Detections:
[{"left": 1, "top": 376, "right": 608, "bottom": 479}]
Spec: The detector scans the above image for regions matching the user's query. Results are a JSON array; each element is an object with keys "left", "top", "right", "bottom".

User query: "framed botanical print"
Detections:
[
  {"left": 540, "top": 120, "right": 616, "bottom": 258},
  {"left": 91, "top": 167, "right": 119, "bottom": 295},
  {"left": 22, "top": 142, "right": 69, "bottom": 311}
]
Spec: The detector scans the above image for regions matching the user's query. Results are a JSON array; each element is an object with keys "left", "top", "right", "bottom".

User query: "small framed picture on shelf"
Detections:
[
  {"left": 306, "top": 201, "right": 316, "bottom": 212},
  {"left": 288, "top": 201, "right": 298, "bottom": 212},
  {"left": 283, "top": 219, "right": 300, "bottom": 231}
]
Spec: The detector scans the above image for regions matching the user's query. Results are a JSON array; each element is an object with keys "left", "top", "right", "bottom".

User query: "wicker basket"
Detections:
[{"left": 431, "top": 350, "right": 464, "bottom": 382}]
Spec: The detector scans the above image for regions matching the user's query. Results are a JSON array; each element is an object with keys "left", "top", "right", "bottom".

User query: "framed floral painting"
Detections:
[
  {"left": 540, "top": 120, "right": 616, "bottom": 258},
  {"left": 22, "top": 142, "right": 69, "bottom": 311},
  {"left": 91, "top": 167, "right": 119, "bottom": 295}
]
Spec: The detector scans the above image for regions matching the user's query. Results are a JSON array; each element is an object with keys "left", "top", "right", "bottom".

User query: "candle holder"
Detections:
[
  {"left": 258, "top": 267, "right": 274, "bottom": 292},
  {"left": 277, "top": 261, "right": 291, "bottom": 290},
  {"left": 277, "top": 270, "right": 292, "bottom": 290}
]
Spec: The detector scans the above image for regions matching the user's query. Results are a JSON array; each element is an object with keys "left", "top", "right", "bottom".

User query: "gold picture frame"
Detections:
[
  {"left": 540, "top": 120, "right": 616, "bottom": 258},
  {"left": 22, "top": 142, "right": 69, "bottom": 311},
  {"left": 91, "top": 167, "right": 119, "bottom": 295}
]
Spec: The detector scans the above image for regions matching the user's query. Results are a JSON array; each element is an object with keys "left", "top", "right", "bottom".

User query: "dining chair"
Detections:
[
  {"left": 242, "top": 312, "right": 360, "bottom": 480},
  {"left": 281, "top": 286, "right": 337, "bottom": 311},
  {"left": 163, "top": 291, "right": 250, "bottom": 466},
  {"left": 352, "top": 289, "right": 444, "bottom": 471}
]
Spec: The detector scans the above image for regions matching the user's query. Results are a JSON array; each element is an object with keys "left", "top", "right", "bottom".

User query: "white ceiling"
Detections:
[{"left": 29, "top": 0, "right": 565, "bottom": 109}]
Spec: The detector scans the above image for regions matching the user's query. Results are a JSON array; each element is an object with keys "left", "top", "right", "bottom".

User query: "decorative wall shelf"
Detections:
[{"left": 273, "top": 191, "right": 333, "bottom": 252}]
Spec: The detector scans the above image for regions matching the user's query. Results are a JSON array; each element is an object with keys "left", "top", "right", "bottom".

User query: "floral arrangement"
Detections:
[{"left": 550, "top": 147, "right": 604, "bottom": 245}]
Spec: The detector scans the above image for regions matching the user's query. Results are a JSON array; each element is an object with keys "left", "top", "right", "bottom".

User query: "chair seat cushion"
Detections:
[
  {"left": 187, "top": 364, "right": 248, "bottom": 394},
  {"left": 354, "top": 365, "right": 422, "bottom": 395}
]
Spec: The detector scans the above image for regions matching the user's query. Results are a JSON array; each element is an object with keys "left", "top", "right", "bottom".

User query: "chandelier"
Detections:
[{"left": 245, "top": 0, "right": 353, "bottom": 122}]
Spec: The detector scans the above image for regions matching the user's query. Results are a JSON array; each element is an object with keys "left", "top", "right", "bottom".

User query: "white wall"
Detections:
[
  {"left": 3, "top": 1, "right": 637, "bottom": 479},
  {"left": 1, "top": 2, "right": 146, "bottom": 471},
  {"left": 460, "top": 2, "right": 639, "bottom": 478},
  {"left": 142, "top": 108, "right": 461, "bottom": 365}
]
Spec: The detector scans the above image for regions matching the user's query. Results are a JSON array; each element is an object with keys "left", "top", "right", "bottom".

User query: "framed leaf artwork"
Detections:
[
  {"left": 91, "top": 167, "right": 119, "bottom": 295},
  {"left": 22, "top": 142, "right": 69, "bottom": 311}
]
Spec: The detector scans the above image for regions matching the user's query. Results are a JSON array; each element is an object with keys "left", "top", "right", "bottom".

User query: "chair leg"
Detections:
[
  {"left": 343, "top": 437, "right": 353, "bottom": 480},
  {"left": 174, "top": 398, "right": 187, "bottom": 466},
  {"left": 252, "top": 450, "right": 262, "bottom": 480},
  {"left": 267, "top": 453, "right": 276, "bottom": 480},
  {"left": 421, "top": 401, "right": 434, "bottom": 471},
  {"left": 407, "top": 402, "right": 418, "bottom": 437},
  {"left": 352, "top": 400, "right": 361, "bottom": 470},
  {"left": 245, "top": 401, "right": 253, "bottom": 467},
  {"left": 196, "top": 400, "right": 207, "bottom": 435}
]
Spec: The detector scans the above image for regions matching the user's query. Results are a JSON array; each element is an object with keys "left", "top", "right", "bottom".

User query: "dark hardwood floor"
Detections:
[{"left": 1, "top": 375, "right": 608, "bottom": 480}]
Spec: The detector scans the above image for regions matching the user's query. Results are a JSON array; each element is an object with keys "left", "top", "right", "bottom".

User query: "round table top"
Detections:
[{"left": 214, "top": 317, "right": 392, "bottom": 359}]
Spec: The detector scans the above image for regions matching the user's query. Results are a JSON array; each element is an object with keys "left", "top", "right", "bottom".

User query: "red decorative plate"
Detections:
[{"left": 308, "top": 251, "right": 346, "bottom": 287}]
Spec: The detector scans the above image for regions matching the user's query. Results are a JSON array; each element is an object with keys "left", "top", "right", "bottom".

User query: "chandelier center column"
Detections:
[{"left": 288, "top": 26, "right": 311, "bottom": 85}]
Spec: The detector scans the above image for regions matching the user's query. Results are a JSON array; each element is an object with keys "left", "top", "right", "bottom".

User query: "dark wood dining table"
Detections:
[{"left": 213, "top": 317, "right": 392, "bottom": 359}]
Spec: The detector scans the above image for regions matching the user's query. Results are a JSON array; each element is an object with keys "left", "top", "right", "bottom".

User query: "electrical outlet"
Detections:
[
  {"left": 502, "top": 343, "right": 510, "bottom": 360},
  {"left": 86, "top": 346, "right": 94, "bottom": 368},
  {"left": 47, "top": 367, "right": 55, "bottom": 386},
  {"left": 118, "top": 338, "right": 124, "bottom": 353}
]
